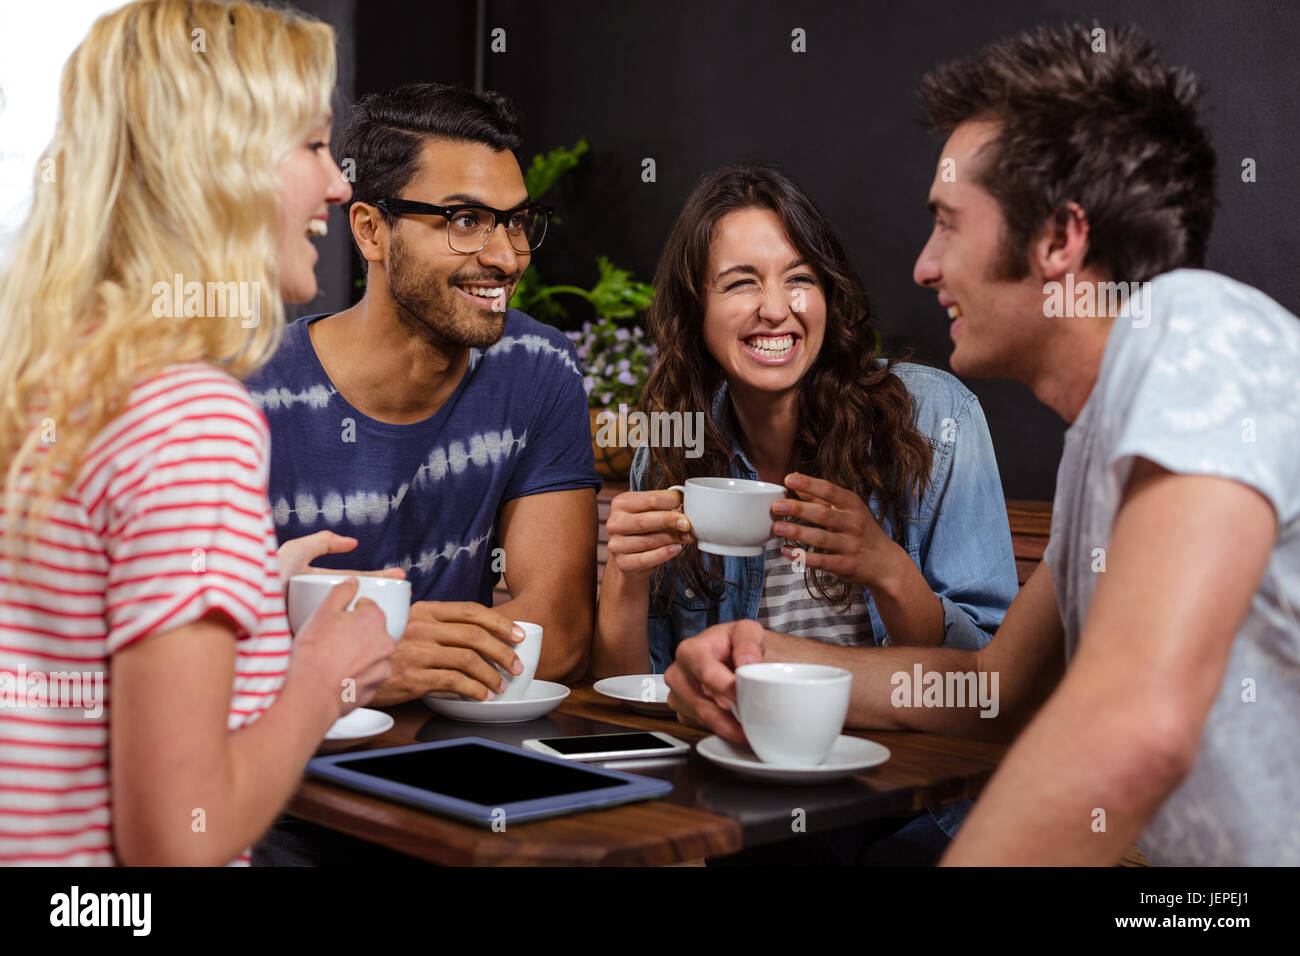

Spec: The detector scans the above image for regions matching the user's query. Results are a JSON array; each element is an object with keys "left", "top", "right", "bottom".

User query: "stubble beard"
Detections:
[{"left": 387, "top": 229, "right": 511, "bottom": 351}]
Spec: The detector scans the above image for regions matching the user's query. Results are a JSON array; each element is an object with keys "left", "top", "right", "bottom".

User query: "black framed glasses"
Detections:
[{"left": 372, "top": 197, "right": 552, "bottom": 254}]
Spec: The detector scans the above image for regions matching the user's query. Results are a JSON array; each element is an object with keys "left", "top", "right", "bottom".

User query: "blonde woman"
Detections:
[{"left": 0, "top": 0, "right": 394, "bottom": 865}]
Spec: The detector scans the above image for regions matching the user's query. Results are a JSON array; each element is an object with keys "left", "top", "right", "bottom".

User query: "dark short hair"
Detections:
[
  {"left": 338, "top": 83, "right": 523, "bottom": 225},
  {"left": 918, "top": 23, "right": 1217, "bottom": 283}
]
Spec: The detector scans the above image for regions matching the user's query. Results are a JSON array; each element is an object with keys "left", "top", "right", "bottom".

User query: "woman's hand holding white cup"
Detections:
[
  {"left": 604, "top": 489, "right": 696, "bottom": 579},
  {"left": 283, "top": 577, "right": 395, "bottom": 720}
]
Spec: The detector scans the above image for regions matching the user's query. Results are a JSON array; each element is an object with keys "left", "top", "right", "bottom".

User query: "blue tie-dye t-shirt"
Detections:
[{"left": 245, "top": 309, "right": 601, "bottom": 605}]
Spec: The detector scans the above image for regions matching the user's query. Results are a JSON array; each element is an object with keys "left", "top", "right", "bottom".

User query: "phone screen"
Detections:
[{"left": 539, "top": 732, "right": 676, "bottom": 755}]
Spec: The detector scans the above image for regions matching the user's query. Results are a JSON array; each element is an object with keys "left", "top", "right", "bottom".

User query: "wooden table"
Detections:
[{"left": 286, "top": 681, "right": 1006, "bottom": 866}]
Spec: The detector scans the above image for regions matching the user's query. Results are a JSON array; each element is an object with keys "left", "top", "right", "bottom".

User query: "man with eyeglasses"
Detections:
[{"left": 247, "top": 84, "right": 599, "bottom": 720}]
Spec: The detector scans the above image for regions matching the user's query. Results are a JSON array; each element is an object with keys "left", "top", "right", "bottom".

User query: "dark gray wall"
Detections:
[
  {"left": 294, "top": 0, "right": 1300, "bottom": 501},
  {"left": 285, "top": 0, "right": 355, "bottom": 322}
]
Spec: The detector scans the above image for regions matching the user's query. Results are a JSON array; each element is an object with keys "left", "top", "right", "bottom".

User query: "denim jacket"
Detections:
[
  {"left": 630, "top": 362, "right": 1019, "bottom": 840},
  {"left": 633, "top": 362, "right": 1019, "bottom": 669}
]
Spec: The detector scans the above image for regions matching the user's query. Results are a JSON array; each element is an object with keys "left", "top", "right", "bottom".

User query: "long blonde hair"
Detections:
[{"left": 0, "top": 0, "right": 335, "bottom": 572}]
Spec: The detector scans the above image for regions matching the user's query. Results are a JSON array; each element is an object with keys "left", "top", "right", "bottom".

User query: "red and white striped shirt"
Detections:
[{"left": 0, "top": 363, "right": 291, "bottom": 865}]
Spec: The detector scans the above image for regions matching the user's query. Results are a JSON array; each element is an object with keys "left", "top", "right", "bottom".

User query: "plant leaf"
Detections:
[
  {"left": 524, "top": 139, "right": 590, "bottom": 201},
  {"left": 586, "top": 256, "right": 656, "bottom": 319}
]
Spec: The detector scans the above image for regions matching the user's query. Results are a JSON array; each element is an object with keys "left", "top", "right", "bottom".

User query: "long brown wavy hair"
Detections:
[{"left": 641, "top": 163, "right": 933, "bottom": 607}]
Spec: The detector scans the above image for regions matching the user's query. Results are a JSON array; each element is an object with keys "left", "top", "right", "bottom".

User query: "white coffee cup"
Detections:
[
  {"left": 668, "top": 477, "right": 787, "bottom": 556},
  {"left": 734, "top": 662, "right": 852, "bottom": 766},
  {"left": 287, "top": 574, "right": 411, "bottom": 642},
  {"left": 495, "top": 621, "right": 543, "bottom": 701}
]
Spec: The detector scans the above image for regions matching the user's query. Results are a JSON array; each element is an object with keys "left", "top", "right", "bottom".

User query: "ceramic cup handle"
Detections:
[{"left": 668, "top": 484, "right": 686, "bottom": 499}]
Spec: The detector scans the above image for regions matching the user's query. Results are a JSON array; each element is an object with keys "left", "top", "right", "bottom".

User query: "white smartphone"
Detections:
[{"left": 521, "top": 731, "right": 691, "bottom": 762}]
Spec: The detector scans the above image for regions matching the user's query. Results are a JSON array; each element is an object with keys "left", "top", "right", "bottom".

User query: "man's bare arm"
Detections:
[
  {"left": 943, "top": 460, "right": 1277, "bottom": 864},
  {"left": 495, "top": 488, "right": 598, "bottom": 682},
  {"left": 758, "top": 561, "right": 1065, "bottom": 742},
  {"left": 670, "top": 561, "right": 1065, "bottom": 745}
]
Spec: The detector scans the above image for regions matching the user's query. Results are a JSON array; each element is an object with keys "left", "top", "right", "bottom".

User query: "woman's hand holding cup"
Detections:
[
  {"left": 770, "top": 472, "right": 894, "bottom": 588},
  {"left": 284, "top": 577, "right": 395, "bottom": 721},
  {"left": 605, "top": 489, "right": 695, "bottom": 580}
]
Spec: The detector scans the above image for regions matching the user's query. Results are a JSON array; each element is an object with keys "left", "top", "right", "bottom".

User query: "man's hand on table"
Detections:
[
  {"left": 665, "top": 619, "right": 766, "bottom": 745},
  {"left": 371, "top": 601, "right": 528, "bottom": 706}
]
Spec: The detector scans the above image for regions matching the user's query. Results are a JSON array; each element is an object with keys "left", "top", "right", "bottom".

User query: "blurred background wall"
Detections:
[{"left": 0, "top": 1, "right": 127, "bottom": 270}]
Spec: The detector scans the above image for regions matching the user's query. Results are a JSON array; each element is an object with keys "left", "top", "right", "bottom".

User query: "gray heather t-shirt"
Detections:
[{"left": 1044, "top": 269, "right": 1300, "bottom": 866}]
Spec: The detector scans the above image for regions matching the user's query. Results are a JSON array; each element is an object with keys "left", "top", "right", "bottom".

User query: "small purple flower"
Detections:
[
  {"left": 614, "top": 327, "right": 631, "bottom": 342},
  {"left": 633, "top": 326, "right": 644, "bottom": 338},
  {"left": 582, "top": 375, "right": 595, "bottom": 395},
  {"left": 600, "top": 391, "right": 614, "bottom": 405},
  {"left": 617, "top": 370, "right": 637, "bottom": 386},
  {"left": 617, "top": 358, "right": 631, "bottom": 372},
  {"left": 576, "top": 344, "right": 590, "bottom": 360}
]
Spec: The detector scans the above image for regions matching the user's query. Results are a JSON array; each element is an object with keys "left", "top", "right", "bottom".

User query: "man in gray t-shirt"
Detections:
[
  {"left": 663, "top": 24, "right": 1299, "bottom": 865},
  {"left": 1044, "top": 268, "right": 1300, "bottom": 864}
]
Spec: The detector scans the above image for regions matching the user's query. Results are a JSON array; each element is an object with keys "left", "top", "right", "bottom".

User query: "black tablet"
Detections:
[{"left": 306, "top": 737, "right": 674, "bottom": 828}]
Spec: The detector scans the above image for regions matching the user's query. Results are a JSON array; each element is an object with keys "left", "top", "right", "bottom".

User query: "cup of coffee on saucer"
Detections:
[
  {"left": 422, "top": 621, "right": 568, "bottom": 723},
  {"left": 496, "top": 621, "right": 543, "bottom": 701},
  {"left": 287, "top": 574, "right": 411, "bottom": 642},
  {"left": 668, "top": 477, "right": 787, "bottom": 556},
  {"left": 733, "top": 662, "right": 852, "bottom": 766}
]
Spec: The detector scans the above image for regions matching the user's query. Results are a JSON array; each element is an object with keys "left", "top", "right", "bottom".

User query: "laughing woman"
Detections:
[
  {"left": 594, "top": 163, "right": 1018, "bottom": 673},
  {"left": 0, "top": 1, "right": 393, "bottom": 865},
  {"left": 591, "top": 164, "right": 1019, "bottom": 862}
]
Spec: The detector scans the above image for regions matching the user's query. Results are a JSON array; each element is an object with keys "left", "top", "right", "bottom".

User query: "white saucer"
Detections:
[
  {"left": 593, "top": 674, "right": 673, "bottom": 716},
  {"left": 422, "top": 680, "right": 570, "bottom": 724},
  {"left": 317, "top": 707, "right": 395, "bottom": 753},
  {"left": 696, "top": 734, "right": 891, "bottom": 783}
]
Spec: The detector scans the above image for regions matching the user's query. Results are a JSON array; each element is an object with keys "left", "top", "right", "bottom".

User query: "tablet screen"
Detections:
[{"left": 332, "top": 742, "right": 619, "bottom": 805}]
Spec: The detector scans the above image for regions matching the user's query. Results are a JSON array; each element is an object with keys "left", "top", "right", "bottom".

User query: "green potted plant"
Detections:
[
  {"left": 564, "top": 313, "right": 658, "bottom": 477},
  {"left": 509, "top": 140, "right": 656, "bottom": 479}
]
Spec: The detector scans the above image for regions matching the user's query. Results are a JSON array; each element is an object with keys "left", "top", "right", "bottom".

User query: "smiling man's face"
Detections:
[
  {"left": 912, "top": 119, "right": 1048, "bottom": 381},
  {"left": 383, "top": 139, "right": 530, "bottom": 349}
]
